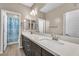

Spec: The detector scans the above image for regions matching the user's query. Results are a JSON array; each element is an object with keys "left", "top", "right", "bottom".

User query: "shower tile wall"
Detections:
[{"left": 7, "top": 15, "right": 19, "bottom": 43}]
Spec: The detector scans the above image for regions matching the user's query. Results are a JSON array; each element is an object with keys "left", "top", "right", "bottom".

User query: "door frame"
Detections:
[
  {"left": 0, "top": 9, "right": 4, "bottom": 53},
  {"left": 0, "top": 9, "right": 21, "bottom": 53},
  {"left": 5, "top": 10, "right": 21, "bottom": 47}
]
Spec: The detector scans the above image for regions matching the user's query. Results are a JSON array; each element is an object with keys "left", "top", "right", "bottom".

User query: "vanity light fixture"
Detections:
[
  {"left": 30, "top": 9, "right": 34, "bottom": 16},
  {"left": 30, "top": 8, "right": 38, "bottom": 16},
  {"left": 24, "top": 19, "right": 26, "bottom": 22},
  {"left": 34, "top": 8, "right": 38, "bottom": 16}
]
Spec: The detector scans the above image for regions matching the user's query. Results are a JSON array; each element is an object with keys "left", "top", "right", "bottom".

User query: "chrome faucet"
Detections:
[
  {"left": 53, "top": 36, "right": 58, "bottom": 41},
  {"left": 51, "top": 33, "right": 58, "bottom": 41}
]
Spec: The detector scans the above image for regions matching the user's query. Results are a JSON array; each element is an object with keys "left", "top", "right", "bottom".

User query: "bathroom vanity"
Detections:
[
  {"left": 22, "top": 35, "right": 53, "bottom": 56},
  {"left": 22, "top": 31, "right": 79, "bottom": 56}
]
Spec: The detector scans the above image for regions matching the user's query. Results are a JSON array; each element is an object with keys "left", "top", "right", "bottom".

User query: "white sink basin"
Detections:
[
  {"left": 39, "top": 38, "right": 64, "bottom": 45},
  {"left": 31, "top": 34, "right": 52, "bottom": 41}
]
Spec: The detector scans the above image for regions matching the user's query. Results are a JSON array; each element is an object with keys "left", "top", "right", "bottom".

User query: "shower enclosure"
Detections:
[
  {"left": 7, "top": 15, "right": 19, "bottom": 43},
  {"left": 0, "top": 9, "right": 21, "bottom": 53}
]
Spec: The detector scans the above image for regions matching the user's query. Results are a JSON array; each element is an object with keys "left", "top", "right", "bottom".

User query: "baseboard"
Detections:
[
  {"left": 8, "top": 42, "right": 22, "bottom": 48},
  {"left": 8, "top": 42, "right": 18, "bottom": 45},
  {"left": 19, "top": 46, "right": 23, "bottom": 48}
]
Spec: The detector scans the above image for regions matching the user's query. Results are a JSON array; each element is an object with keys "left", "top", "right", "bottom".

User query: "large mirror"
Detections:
[
  {"left": 23, "top": 9, "right": 79, "bottom": 37},
  {"left": 22, "top": 3, "right": 79, "bottom": 39},
  {"left": 63, "top": 10, "right": 79, "bottom": 38},
  {"left": 22, "top": 3, "right": 79, "bottom": 44},
  {"left": 22, "top": 18, "right": 49, "bottom": 33}
]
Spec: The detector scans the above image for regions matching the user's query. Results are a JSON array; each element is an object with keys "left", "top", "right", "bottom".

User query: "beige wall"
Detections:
[
  {"left": 46, "top": 3, "right": 79, "bottom": 35},
  {"left": 0, "top": 3, "right": 32, "bottom": 22}
]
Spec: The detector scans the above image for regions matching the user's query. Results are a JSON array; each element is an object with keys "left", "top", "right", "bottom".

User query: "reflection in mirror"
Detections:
[
  {"left": 21, "top": 4, "right": 79, "bottom": 45},
  {"left": 23, "top": 19, "right": 38, "bottom": 32},
  {"left": 22, "top": 9, "right": 79, "bottom": 39},
  {"left": 64, "top": 10, "right": 79, "bottom": 38}
]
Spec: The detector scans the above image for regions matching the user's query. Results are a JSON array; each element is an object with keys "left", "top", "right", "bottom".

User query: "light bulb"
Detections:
[{"left": 24, "top": 19, "right": 26, "bottom": 22}]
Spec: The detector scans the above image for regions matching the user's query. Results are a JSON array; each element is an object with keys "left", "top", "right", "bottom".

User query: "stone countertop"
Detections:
[{"left": 22, "top": 31, "right": 79, "bottom": 56}]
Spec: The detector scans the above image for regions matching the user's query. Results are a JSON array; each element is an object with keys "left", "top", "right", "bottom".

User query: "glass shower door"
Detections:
[{"left": 7, "top": 15, "right": 19, "bottom": 43}]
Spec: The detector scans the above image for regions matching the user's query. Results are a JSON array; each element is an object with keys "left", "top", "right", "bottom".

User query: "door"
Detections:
[
  {"left": 45, "top": 20, "right": 49, "bottom": 33},
  {"left": 7, "top": 14, "right": 19, "bottom": 44},
  {"left": 0, "top": 10, "right": 7, "bottom": 52},
  {"left": 64, "top": 10, "right": 79, "bottom": 37},
  {"left": 38, "top": 18, "right": 45, "bottom": 33},
  {"left": 1, "top": 10, "right": 21, "bottom": 52},
  {"left": 1, "top": 10, "right": 8, "bottom": 51},
  {"left": 3, "top": 13, "right": 7, "bottom": 51}
]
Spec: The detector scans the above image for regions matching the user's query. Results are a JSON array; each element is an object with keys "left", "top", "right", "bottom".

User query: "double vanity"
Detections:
[{"left": 22, "top": 31, "right": 79, "bottom": 56}]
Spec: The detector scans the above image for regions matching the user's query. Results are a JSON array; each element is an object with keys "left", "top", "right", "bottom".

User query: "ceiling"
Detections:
[
  {"left": 22, "top": 3, "right": 34, "bottom": 7},
  {"left": 40, "top": 3, "right": 63, "bottom": 13},
  {"left": 22, "top": 3, "right": 63, "bottom": 13}
]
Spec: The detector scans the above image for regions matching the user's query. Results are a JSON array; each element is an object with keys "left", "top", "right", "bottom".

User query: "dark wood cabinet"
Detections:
[
  {"left": 22, "top": 35, "right": 54, "bottom": 56},
  {"left": 30, "top": 41, "right": 41, "bottom": 56},
  {"left": 41, "top": 48, "right": 54, "bottom": 56},
  {"left": 22, "top": 35, "right": 31, "bottom": 56}
]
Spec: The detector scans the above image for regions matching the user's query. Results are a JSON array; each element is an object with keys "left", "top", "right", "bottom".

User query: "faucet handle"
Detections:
[{"left": 52, "top": 35, "right": 59, "bottom": 41}]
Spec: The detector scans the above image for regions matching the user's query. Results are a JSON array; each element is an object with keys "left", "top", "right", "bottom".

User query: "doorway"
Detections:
[
  {"left": 7, "top": 14, "right": 19, "bottom": 44},
  {"left": 1, "top": 10, "right": 21, "bottom": 53}
]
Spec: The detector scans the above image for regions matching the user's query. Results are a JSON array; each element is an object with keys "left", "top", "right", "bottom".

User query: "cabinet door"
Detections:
[
  {"left": 42, "top": 48, "right": 54, "bottom": 56},
  {"left": 22, "top": 35, "right": 32, "bottom": 56},
  {"left": 22, "top": 35, "right": 54, "bottom": 56},
  {"left": 22, "top": 35, "right": 24, "bottom": 48},
  {"left": 30, "top": 41, "right": 41, "bottom": 56},
  {"left": 25, "top": 37, "right": 32, "bottom": 56}
]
